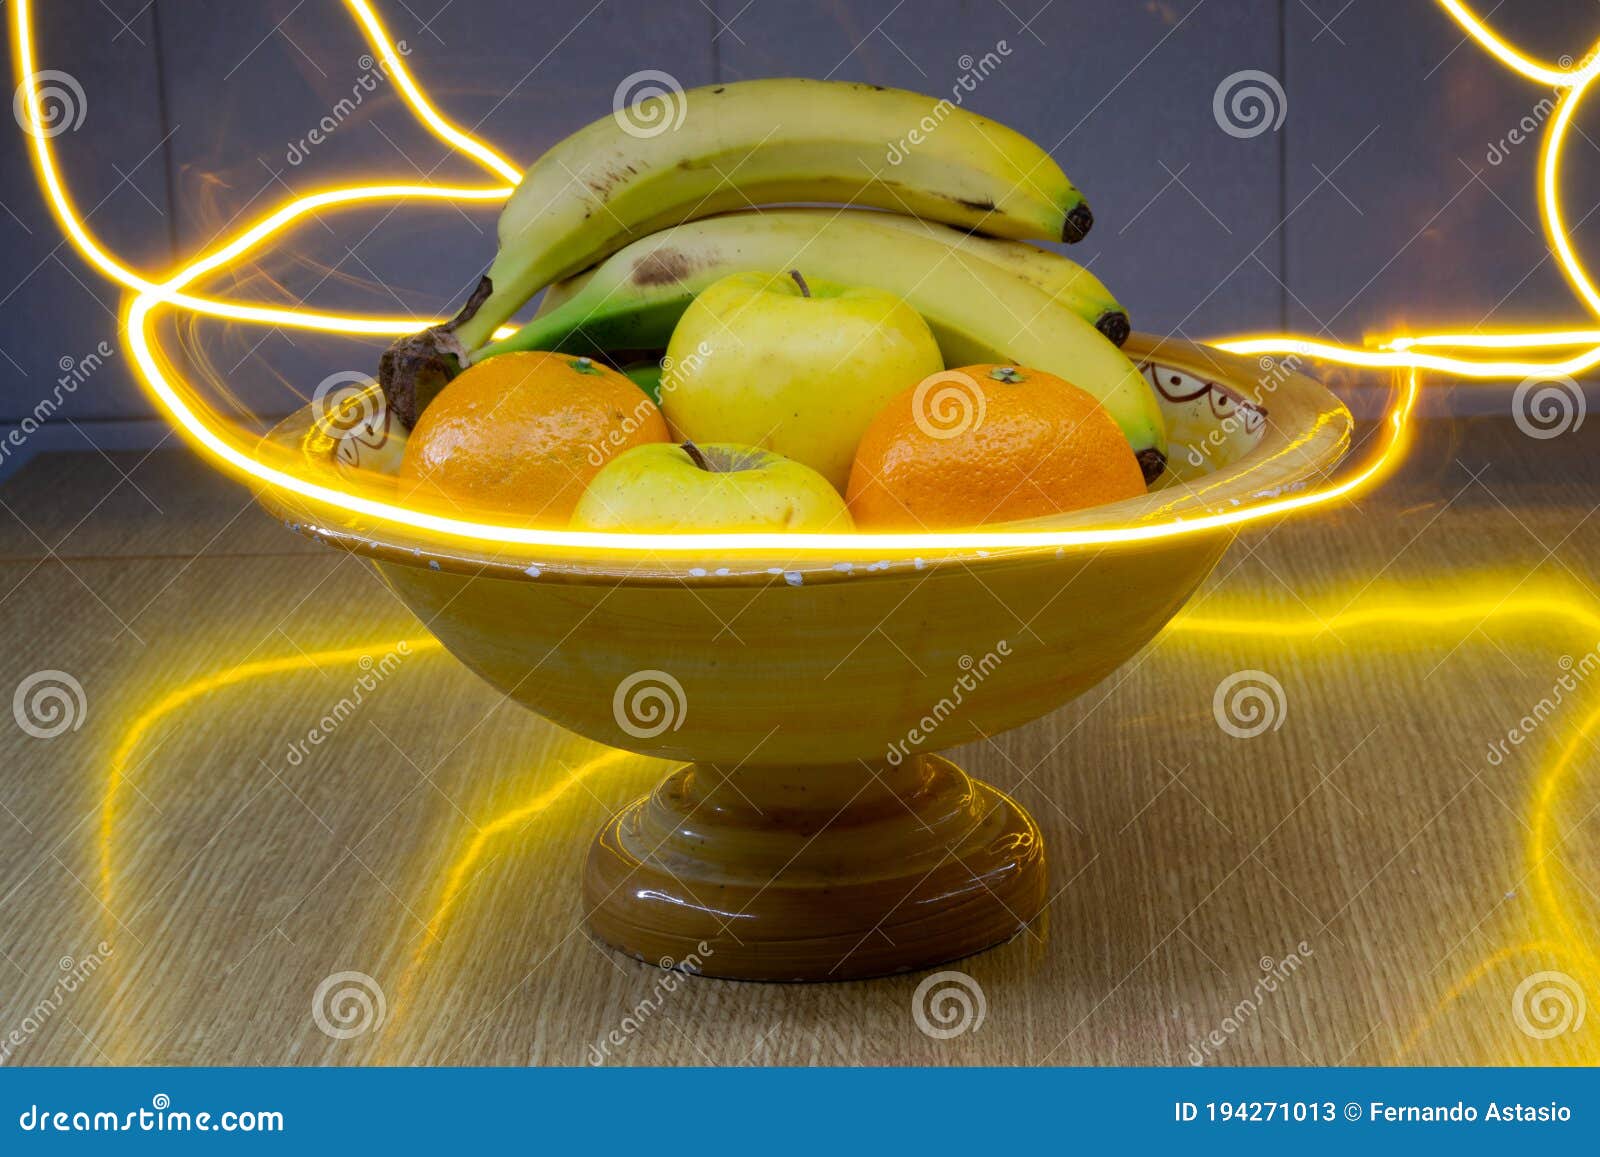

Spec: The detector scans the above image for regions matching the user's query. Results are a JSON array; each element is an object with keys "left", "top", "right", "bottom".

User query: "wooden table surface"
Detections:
[{"left": 1, "top": 413, "right": 1597, "bottom": 1067}]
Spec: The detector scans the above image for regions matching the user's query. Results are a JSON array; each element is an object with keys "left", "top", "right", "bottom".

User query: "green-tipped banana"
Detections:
[
  {"left": 481, "top": 209, "right": 1166, "bottom": 482},
  {"left": 380, "top": 79, "right": 1093, "bottom": 424}
]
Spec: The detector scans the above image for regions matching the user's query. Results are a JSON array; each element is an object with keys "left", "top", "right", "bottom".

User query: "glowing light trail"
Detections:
[
  {"left": 3, "top": 0, "right": 1587, "bottom": 552},
  {"left": 100, "top": 637, "right": 443, "bottom": 912},
  {"left": 11, "top": 0, "right": 517, "bottom": 337},
  {"left": 1221, "top": 6, "right": 1600, "bottom": 374},
  {"left": 1436, "top": 0, "right": 1600, "bottom": 88},
  {"left": 342, "top": 0, "right": 522, "bottom": 185},
  {"left": 99, "top": 584, "right": 1600, "bottom": 1056}
]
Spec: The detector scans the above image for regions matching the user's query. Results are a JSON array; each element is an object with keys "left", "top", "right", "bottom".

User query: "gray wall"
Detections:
[{"left": 1, "top": 0, "right": 1593, "bottom": 458}]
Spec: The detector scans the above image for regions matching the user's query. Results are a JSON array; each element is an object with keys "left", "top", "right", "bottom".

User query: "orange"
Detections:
[
  {"left": 846, "top": 364, "right": 1146, "bottom": 530},
  {"left": 399, "top": 351, "right": 668, "bottom": 525}
]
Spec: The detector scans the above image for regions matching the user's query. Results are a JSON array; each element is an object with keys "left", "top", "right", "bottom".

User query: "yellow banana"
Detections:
[
  {"left": 482, "top": 209, "right": 1167, "bottom": 481},
  {"left": 380, "top": 79, "right": 1093, "bottom": 423}
]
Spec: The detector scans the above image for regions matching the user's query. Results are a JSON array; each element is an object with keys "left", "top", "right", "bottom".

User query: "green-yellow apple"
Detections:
[
  {"left": 570, "top": 441, "right": 854, "bottom": 533},
  {"left": 662, "top": 270, "right": 943, "bottom": 490}
]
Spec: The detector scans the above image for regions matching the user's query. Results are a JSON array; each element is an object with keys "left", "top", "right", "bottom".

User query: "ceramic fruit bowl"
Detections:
[{"left": 257, "top": 334, "right": 1350, "bottom": 981}]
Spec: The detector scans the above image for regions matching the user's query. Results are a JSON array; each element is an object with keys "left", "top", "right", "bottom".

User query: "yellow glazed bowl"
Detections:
[{"left": 259, "top": 334, "right": 1350, "bottom": 980}]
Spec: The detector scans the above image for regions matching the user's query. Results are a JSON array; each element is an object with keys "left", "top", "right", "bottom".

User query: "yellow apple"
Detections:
[
  {"left": 662, "top": 270, "right": 943, "bottom": 491},
  {"left": 570, "top": 441, "right": 854, "bottom": 533}
]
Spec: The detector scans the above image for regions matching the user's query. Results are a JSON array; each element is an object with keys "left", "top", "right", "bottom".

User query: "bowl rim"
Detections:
[{"left": 255, "top": 333, "right": 1352, "bottom": 586}]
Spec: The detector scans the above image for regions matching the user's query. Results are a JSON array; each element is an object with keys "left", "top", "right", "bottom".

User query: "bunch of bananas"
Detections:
[{"left": 378, "top": 77, "right": 1166, "bottom": 482}]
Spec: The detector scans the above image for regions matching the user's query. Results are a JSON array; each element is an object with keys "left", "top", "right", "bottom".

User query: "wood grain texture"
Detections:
[{"left": 0, "top": 419, "right": 1597, "bottom": 1066}]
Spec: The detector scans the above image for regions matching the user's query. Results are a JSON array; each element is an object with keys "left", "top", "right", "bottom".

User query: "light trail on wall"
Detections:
[
  {"left": 2, "top": 0, "right": 1590, "bottom": 553},
  {"left": 1221, "top": 4, "right": 1600, "bottom": 372}
]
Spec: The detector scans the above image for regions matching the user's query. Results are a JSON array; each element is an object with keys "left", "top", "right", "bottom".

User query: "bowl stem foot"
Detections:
[{"left": 582, "top": 753, "right": 1046, "bottom": 981}]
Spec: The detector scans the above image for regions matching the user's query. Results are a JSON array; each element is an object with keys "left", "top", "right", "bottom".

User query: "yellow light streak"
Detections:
[
  {"left": 1436, "top": 1, "right": 1600, "bottom": 88},
  {"left": 99, "top": 583, "right": 1600, "bottom": 1056},
  {"left": 2, "top": 0, "right": 1590, "bottom": 553},
  {"left": 11, "top": 0, "right": 517, "bottom": 337},
  {"left": 1384, "top": 329, "right": 1600, "bottom": 352},
  {"left": 1543, "top": 62, "right": 1600, "bottom": 320},
  {"left": 341, "top": 0, "right": 522, "bottom": 185},
  {"left": 1222, "top": 8, "right": 1600, "bottom": 376},
  {"left": 1175, "top": 583, "right": 1600, "bottom": 1063},
  {"left": 1174, "top": 593, "right": 1600, "bottom": 640},
  {"left": 100, "top": 638, "right": 441, "bottom": 914},
  {"left": 413, "top": 749, "right": 634, "bottom": 948},
  {"left": 383, "top": 746, "right": 641, "bottom": 1042}
]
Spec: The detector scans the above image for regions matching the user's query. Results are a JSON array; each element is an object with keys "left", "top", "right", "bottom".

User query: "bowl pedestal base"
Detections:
[{"left": 582, "top": 753, "right": 1046, "bottom": 981}]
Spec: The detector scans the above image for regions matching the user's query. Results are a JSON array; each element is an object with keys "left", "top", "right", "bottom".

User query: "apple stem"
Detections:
[
  {"left": 789, "top": 269, "right": 811, "bottom": 298},
  {"left": 680, "top": 440, "right": 714, "bottom": 472}
]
